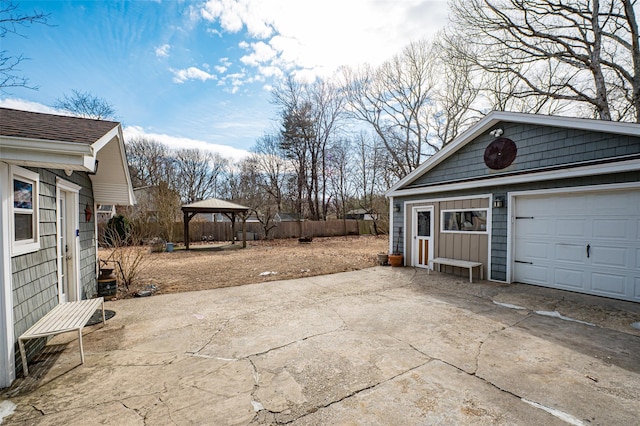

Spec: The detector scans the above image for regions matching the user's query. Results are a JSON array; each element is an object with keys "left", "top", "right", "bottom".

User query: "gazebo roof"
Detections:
[{"left": 182, "top": 198, "right": 250, "bottom": 213}]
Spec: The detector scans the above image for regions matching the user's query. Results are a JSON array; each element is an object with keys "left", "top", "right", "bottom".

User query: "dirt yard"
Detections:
[{"left": 100, "top": 235, "right": 388, "bottom": 299}]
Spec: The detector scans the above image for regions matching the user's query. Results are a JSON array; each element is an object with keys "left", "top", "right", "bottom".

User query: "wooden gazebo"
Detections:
[{"left": 181, "top": 198, "right": 250, "bottom": 250}]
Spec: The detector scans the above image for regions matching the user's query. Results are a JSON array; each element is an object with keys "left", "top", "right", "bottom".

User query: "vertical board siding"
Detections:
[
  {"left": 11, "top": 168, "right": 96, "bottom": 375},
  {"left": 437, "top": 198, "right": 489, "bottom": 277}
]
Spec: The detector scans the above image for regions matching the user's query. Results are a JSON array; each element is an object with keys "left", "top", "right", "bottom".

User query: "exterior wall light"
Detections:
[
  {"left": 493, "top": 197, "right": 505, "bottom": 208},
  {"left": 393, "top": 203, "right": 401, "bottom": 213}
]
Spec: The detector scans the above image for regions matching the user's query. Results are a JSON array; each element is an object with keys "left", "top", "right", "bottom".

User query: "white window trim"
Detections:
[
  {"left": 10, "top": 165, "right": 40, "bottom": 256},
  {"left": 440, "top": 208, "right": 489, "bottom": 234}
]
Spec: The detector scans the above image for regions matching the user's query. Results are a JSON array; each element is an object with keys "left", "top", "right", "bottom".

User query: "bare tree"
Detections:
[
  {"left": 448, "top": 0, "right": 640, "bottom": 122},
  {"left": 431, "top": 33, "right": 482, "bottom": 145},
  {"left": 232, "top": 157, "right": 281, "bottom": 239},
  {"left": 252, "top": 133, "right": 289, "bottom": 212},
  {"left": 0, "top": 0, "right": 49, "bottom": 92},
  {"left": 309, "top": 78, "right": 345, "bottom": 219},
  {"left": 174, "top": 148, "right": 227, "bottom": 203},
  {"left": 125, "top": 137, "right": 174, "bottom": 188},
  {"left": 341, "top": 40, "right": 438, "bottom": 180},
  {"left": 54, "top": 89, "right": 116, "bottom": 120},
  {"left": 353, "top": 132, "right": 388, "bottom": 235},
  {"left": 326, "top": 138, "right": 353, "bottom": 233}
]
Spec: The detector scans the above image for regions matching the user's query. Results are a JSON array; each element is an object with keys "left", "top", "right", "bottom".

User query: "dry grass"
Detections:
[{"left": 99, "top": 235, "right": 388, "bottom": 299}]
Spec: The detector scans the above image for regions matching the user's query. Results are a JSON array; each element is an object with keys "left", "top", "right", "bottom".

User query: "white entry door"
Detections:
[
  {"left": 513, "top": 189, "right": 640, "bottom": 302},
  {"left": 412, "top": 207, "right": 434, "bottom": 268},
  {"left": 57, "top": 180, "right": 81, "bottom": 303}
]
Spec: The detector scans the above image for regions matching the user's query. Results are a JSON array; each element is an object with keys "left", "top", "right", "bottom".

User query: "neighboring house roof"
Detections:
[
  {"left": 275, "top": 212, "right": 301, "bottom": 222},
  {"left": 0, "top": 107, "right": 135, "bottom": 205},
  {"left": 387, "top": 111, "right": 640, "bottom": 197}
]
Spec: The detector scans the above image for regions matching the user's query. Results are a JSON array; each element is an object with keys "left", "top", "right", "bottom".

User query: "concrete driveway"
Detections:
[{"left": 2, "top": 267, "right": 639, "bottom": 425}]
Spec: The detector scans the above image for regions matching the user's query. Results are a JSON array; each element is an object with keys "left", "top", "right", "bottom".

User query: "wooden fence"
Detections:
[{"left": 99, "top": 219, "right": 384, "bottom": 244}]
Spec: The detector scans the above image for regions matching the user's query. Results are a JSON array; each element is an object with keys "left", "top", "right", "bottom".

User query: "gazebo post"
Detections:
[
  {"left": 242, "top": 217, "right": 247, "bottom": 248},
  {"left": 183, "top": 211, "right": 193, "bottom": 250},
  {"left": 231, "top": 213, "right": 236, "bottom": 244}
]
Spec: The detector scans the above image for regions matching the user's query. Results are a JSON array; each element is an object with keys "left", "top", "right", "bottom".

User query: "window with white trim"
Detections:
[
  {"left": 11, "top": 166, "right": 40, "bottom": 256},
  {"left": 441, "top": 209, "right": 488, "bottom": 233}
]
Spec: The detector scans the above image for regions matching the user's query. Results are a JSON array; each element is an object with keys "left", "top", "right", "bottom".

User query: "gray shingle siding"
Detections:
[
  {"left": 409, "top": 123, "right": 639, "bottom": 187},
  {"left": 12, "top": 168, "right": 97, "bottom": 375}
]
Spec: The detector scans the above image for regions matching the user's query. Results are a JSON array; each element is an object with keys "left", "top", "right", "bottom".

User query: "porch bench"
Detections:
[
  {"left": 428, "top": 258, "right": 483, "bottom": 283},
  {"left": 18, "top": 297, "right": 105, "bottom": 376}
]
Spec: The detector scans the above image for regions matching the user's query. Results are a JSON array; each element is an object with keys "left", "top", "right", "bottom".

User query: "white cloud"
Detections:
[
  {"left": 155, "top": 44, "right": 171, "bottom": 57},
  {"left": 171, "top": 66, "right": 217, "bottom": 83},
  {"left": 123, "top": 125, "right": 250, "bottom": 161},
  {"left": 199, "top": 0, "right": 449, "bottom": 81},
  {"left": 239, "top": 41, "right": 277, "bottom": 66}
]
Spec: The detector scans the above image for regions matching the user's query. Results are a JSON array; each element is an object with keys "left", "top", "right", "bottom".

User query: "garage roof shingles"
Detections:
[{"left": 0, "top": 107, "right": 118, "bottom": 145}]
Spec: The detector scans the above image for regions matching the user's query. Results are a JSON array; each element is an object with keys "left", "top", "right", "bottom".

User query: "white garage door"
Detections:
[{"left": 513, "top": 189, "right": 640, "bottom": 302}]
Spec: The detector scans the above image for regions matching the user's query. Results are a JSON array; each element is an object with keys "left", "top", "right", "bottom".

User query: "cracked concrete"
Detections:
[{"left": 2, "top": 267, "right": 639, "bottom": 425}]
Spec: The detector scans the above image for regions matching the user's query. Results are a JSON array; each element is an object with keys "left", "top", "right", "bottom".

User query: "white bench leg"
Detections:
[
  {"left": 469, "top": 268, "right": 473, "bottom": 283},
  {"left": 19, "top": 339, "right": 29, "bottom": 377},
  {"left": 78, "top": 329, "right": 84, "bottom": 364}
]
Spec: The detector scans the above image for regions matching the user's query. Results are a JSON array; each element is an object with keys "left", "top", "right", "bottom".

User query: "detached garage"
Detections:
[{"left": 387, "top": 111, "right": 640, "bottom": 303}]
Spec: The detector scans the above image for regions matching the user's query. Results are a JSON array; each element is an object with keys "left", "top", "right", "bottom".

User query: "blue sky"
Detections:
[{"left": 2, "top": 0, "right": 449, "bottom": 160}]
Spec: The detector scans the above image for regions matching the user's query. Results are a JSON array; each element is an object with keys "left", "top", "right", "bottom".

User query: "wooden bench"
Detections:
[
  {"left": 18, "top": 297, "right": 105, "bottom": 376},
  {"left": 428, "top": 258, "right": 483, "bottom": 283}
]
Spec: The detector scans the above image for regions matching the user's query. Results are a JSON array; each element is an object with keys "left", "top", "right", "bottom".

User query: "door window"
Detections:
[{"left": 417, "top": 211, "right": 431, "bottom": 236}]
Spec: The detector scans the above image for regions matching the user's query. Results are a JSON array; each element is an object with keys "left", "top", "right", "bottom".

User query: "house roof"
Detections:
[
  {"left": 387, "top": 111, "right": 640, "bottom": 197},
  {"left": 0, "top": 107, "right": 135, "bottom": 205},
  {"left": 0, "top": 107, "right": 119, "bottom": 144}
]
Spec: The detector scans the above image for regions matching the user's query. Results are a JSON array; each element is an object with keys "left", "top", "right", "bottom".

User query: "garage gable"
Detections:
[
  {"left": 411, "top": 122, "right": 639, "bottom": 188},
  {"left": 387, "top": 111, "right": 640, "bottom": 197}
]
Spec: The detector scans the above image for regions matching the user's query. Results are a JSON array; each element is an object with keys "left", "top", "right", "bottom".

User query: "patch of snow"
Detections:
[
  {"left": 251, "top": 400, "right": 265, "bottom": 412},
  {"left": 522, "top": 398, "right": 585, "bottom": 426},
  {"left": 259, "top": 271, "right": 277, "bottom": 276},
  {"left": 192, "top": 314, "right": 205, "bottom": 320},
  {"left": 0, "top": 400, "right": 16, "bottom": 424},
  {"left": 535, "top": 310, "right": 595, "bottom": 327},
  {"left": 493, "top": 301, "right": 527, "bottom": 310},
  {"left": 631, "top": 322, "right": 640, "bottom": 330}
]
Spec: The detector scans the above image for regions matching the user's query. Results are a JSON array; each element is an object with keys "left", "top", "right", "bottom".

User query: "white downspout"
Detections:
[{"left": 0, "top": 162, "right": 16, "bottom": 387}]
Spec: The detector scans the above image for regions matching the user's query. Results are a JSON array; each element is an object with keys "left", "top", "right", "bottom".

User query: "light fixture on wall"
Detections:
[
  {"left": 88, "top": 160, "right": 100, "bottom": 175},
  {"left": 493, "top": 196, "right": 505, "bottom": 208},
  {"left": 64, "top": 169, "right": 73, "bottom": 177},
  {"left": 489, "top": 128, "right": 504, "bottom": 137},
  {"left": 393, "top": 203, "right": 401, "bottom": 213}
]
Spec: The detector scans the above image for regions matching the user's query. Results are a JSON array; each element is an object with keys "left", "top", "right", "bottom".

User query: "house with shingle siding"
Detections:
[
  {"left": 0, "top": 107, "right": 135, "bottom": 387},
  {"left": 387, "top": 111, "right": 640, "bottom": 303}
]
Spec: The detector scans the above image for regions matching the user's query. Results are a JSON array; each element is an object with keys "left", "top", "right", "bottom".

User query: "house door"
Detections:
[
  {"left": 57, "top": 182, "right": 80, "bottom": 303},
  {"left": 412, "top": 207, "right": 434, "bottom": 268}
]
